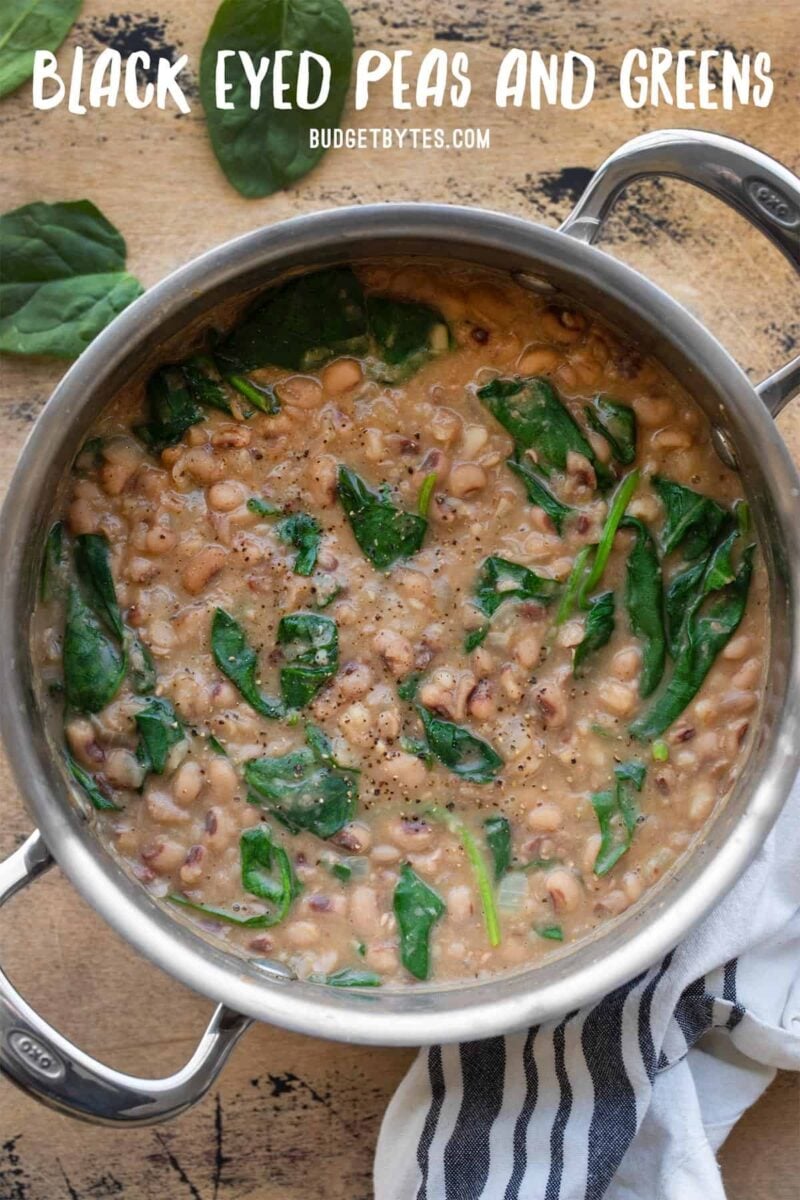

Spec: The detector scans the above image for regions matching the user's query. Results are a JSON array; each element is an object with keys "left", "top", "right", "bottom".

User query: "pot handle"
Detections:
[
  {"left": 559, "top": 129, "right": 800, "bottom": 416},
  {"left": 0, "top": 830, "right": 252, "bottom": 1125}
]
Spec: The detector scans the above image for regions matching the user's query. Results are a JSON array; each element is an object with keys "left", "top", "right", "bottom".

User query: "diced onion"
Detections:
[{"left": 497, "top": 871, "right": 528, "bottom": 912}]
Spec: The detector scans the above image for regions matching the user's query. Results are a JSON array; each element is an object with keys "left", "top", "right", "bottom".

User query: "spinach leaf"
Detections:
[
  {"left": 397, "top": 673, "right": 423, "bottom": 703},
  {"left": 244, "top": 745, "right": 357, "bottom": 839},
  {"left": 135, "top": 697, "right": 187, "bottom": 775},
  {"left": 278, "top": 512, "right": 321, "bottom": 576},
  {"left": 136, "top": 365, "right": 204, "bottom": 453},
  {"left": 240, "top": 826, "right": 300, "bottom": 925},
  {"left": 653, "top": 476, "right": 728, "bottom": 560},
  {"left": 0, "top": 200, "right": 143, "bottom": 359},
  {"left": 592, "top": 760, "right": 646, "bottom": 876},
  {"left": 417, "top": 471, "right": 438, "bottom": 519},
  {"left": 577, "top": 469, "right": 641, "bottom": 605},
  {"left": 429, "top": 807, "right": 500, "bottom": 946},
  {"left": 216, "top": 268, "right": 368, "bottom": 373},
  {"left": 74, "top": 532, "right": 123, "bottom": 639},
  {"left": 506, "top": 455, "right": 572, "bottom": 535},
  {"left": 277, "top": 612, "right": 338, "bottom": 708},
  {"left": 585, "top": 395, "right": 636, "bottom": 465},
  {"left": 665, "top": 529, "right": 738, "bottom": 658},
  {"left": 623, "top": 516, "right": 666, "bottom": 696},
  {"left": 473, "top": 555, "right": 558, "bottom": 618},
  {"left": 40, "top": 521, "right": 65, "bottom": 602},
  {"left": 368, "top": 296, "right": 450, "bottom": 381},
  {"left": 66, "top": 754, "right": 120, "bottom": 811},
  {"left": 247, "top": 496, "right": 282, "bottom": 518},
  {"left": 416, "top": 705, "right": 503, "bottom": 784},
  {"left": 63, "top": 584, "right": 125, "bottom": 713},
  {"left": 631, "top": 546, "right": 755, "bottom": 741},
  {"left": 478, "top": 375, "right": 613, "bottom": 487},
  {"left": 211, "top": 608, "right": 285, "bottom": 719},
  {"left": 393, "top": 864, "right": 445, "bottom": 980},
  {"left": 124, "top": 630, "right": 157, "bottom": 695},
  {"left": 555, "top": 545, "right": 592, "bottom": 626},
  {"left": 399, "top": 736, "right": 434, "bottom": 767},
  {"left": 226, "top": 373, "right": 280, "bottom": 414},
  {"left": 338, "top": 465, "right": 427, "bottom": 571},
  {"left": 199, "top": 0, "right": 353, "bottom": 199},
  {"left": 536, "top": 924, "right": 564, "bottom": 941},
  {"left": 182, "top": 356, "right": 233, "bottom": 414},
  {"left": 315, "top": 968, "right": 382, "bottom": 988},
  {"left": 573, "top": 591, "right": 615, "bottom": 677},
  {"left": 167, "top": 894, "right": 281, "bottom": 928},
  {"left": 484, "top": 814, "right": 512, "bottom": 881},
  {"left": 464, "top": 626, "right": 489, "bottom": 653},
  {"left": 0, "top": 0, "right": 81, "bottom": 98}
]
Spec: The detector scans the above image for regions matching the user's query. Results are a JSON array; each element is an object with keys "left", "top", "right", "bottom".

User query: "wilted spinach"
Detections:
[
  {"left": 0, "top": 0, "right": 81, "bottom": 98},
  {"left": 247, "top": 496, "right": 282, "bottom": 518},
  {"left": 199, "top": 0, "right": 354, "bottom": 199},
  {"left": 338, "top": 466, "right": 427, "bottom": 570},
  {"left": 623, "top": 516, "right": 666, "bottom": 696},
  {"left": 66, "top": 754, "right": 120, "bottom": 811},
  {"left": 278, "top": 512, "right": 321, "bottom": 576},
  {"left": 40, "top": 521, "right": 65, "bottom": 602},
  {"left": 217, "top": 268, "right": 368, "bottom": 374},
  {"left": 277, "top": 612, "right": 338, "bottom": 708},
  {"left": 74, "top": 532, "right": 123, "bottom": 639},
  {"left": 473, "top": 555, "right": 559, "bottom": 618},
  {"left": 484, "top": 814, "right": 511, "bottom": 881},
  {"left": 506, "top": 455, "right": 572, "bottom": 535},
  {"left": 577, "top": 469, "right": 641, "bottom": 606},
  {"left": 478, "top": 375, "right": 613, "bottom": 488},
  {"left": 211, "top": 608, "right": 285, "bottom": 720},
  {"left": 592, "top": 760, "right": 646, "bottom": 876},
  {"left": 135, "top": 697, "right": 187, "bottom": 775},
  {"left": 63, "top": 585, "right": 126, "bottom": 713},
  {"left": 316, "top": 967, "right": 382, "bottom": 988},
  {"left": 429, "top": 807, "right": 500, "bottom": 946},
  {"left": 631, "top": 545, "right": 755, "bottom": 741},
  {"left": 0, "top": 200, "right": 143, "bottom": 359},
  {"left": 368, "top": 296, "right": 450, "bottom": 381},
  {"left": 653, "top": 476, "right": 728, "bottom": 560},
  {"left": 573, "top": 591, "right": 615, "bottom": 677},
  {"left": 416, "top": 705, "right": 503, "bottom": 784},
  {"left": 135, "top": 365, "right": 205, "bottom": 453},
  {"left": 393, "top": 864, "right": 446, "bottom": 980},
  {"left": 665, "top": 528, "right": 738, "bottom": 659},
  {"left": 585, "top": 395, "right": 637, "bottom": 465},
  {"left": 239, "top": 825, "right": 300, "bottom": 925},
  {"left": 182, "top": 355, "right": 233, "bottom": 414},
  {"left": 168, "top": 894, "right": 284, "bottom": 928},
  {"left": 244, "top": 733, "right": 358, "bottom": 840}
]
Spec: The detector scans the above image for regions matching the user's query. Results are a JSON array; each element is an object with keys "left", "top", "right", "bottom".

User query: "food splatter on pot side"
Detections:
[{"left": 32, "top": 261, "right": 767, "bottom": 988}]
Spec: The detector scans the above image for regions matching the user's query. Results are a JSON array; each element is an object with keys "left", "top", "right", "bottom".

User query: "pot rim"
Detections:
[{"left": 2, "top": 201, "right": 799, "bottom": 1046}]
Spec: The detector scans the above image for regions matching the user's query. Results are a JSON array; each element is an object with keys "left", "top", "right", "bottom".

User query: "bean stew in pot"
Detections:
[{"left": 33, "top": 262, "right": 766, "bottom": 987}]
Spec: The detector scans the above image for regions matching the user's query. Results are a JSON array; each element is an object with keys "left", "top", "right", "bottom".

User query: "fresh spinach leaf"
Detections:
[
  {"left": 478, "top": 375, "right": 613, "bottom": 487},
  {"left": 623, "top": 516, "right": 666, "bottom": 696},
  {"left": 393, "top": 864, "right": 445, "bottom": 980},
  {"left": 506, "top": 455, "right": 572, "bottom": 535},
  {"left": 240, "top": 826, "right": 300, "bottom": 925},
  {"left": 555, "top": 545, "right": 592, "bottom": 626},
  {"left": 473, "top": 555, "right": 558, "bottom": 618},
  {"left": 573, "top": 591, "right": 615, "bottom": 677},
  {"left": 653, "top": 476, "right": 729, "bottom": 560},
  {"left": 182, "top": 355, "right": 233, "bottom": 414},
  {"left": 63, "top": 584, "right": 126, "bottom": 713},
  {"left": 244, "top": 744, "right": 357, "bottom": 839},
  {"left": 0, "top": 0, "right": 81, "bottom": 98},
  {"left": 631, "top": 546, "right": 755, "bottom": 740},
  {"left": 124, "top": 629, "right": 157, "bottom": 695},
  {"left": 278, "top": 512, "right": 321, "bottom": 576},
  {"left": 74, "top": 532, "right": 123, "bottom": 639},
  {"left": 338, "top": 465, "right": 427, "bottom": 571},
  {"left": 592, "top": 760, "right": 646, "bottom": 876},
  {"left": 316, "top": 967, "right": 382, "bottom": 988},
  {"left": 0, "top": 200, "right": 143, "bottom": 359},
  {"left": 40, "top": 521, "right": 65, "bottom": 602},
  {"left": 226, "top": 373, "right": 280, "bottom": 414},
  {"left": 399, "top": 735, "right": 434, "bottom": 767},
  {"left": 66, "top": 753, "right": 120, "bottom": 811},
  {"left": 536, "top": 924, "right": 564, "bottom": 941},
  {"left": 217, "top": 268, "right": 368, "bottom": 373},
  {"left": 211, "top": 608, "right": 285, "bottom": 720},
  {"left": 665, "top": 529, "right": 739, "bottom": 659},
  {"left": 277, "top": 612, "right": 338, "bottom": 708},
  {"left": 247, "top": 496, "right": 282, "bottom": 518},
  {"left": 397, "top": 673, "right": 423, "bottom": 703},
  {"left": 585, "top": 395, "right": 637, "bottom": 465},
  {"left": 464, "top": 625, "right": 489, "bottom": 653},
  {"left": 484, "top": 814, "right": 511, "bottom": 881},
  {"left": 429, "top": 807, "right": 500, "bottom": 946},
  {"left": 199, "top": 0, "right": 353, "bottom": 199},
  {"left": 577, "top": 469, "right": 641, "bottom": 605},
  {"left": 167, "top": 894, "right": 280, "bottom": 928},
  {"left": 368, "top": 296, "right": 450, "bottom": 381},
  {"left": 135, "top": 697, "right": 187, "bottom": 775},
  {"left": 136, "top": 365, "right": 204, "bottom": 453},
  {"left": 416, "top": 705, "right": 503, "bottom": 784}
]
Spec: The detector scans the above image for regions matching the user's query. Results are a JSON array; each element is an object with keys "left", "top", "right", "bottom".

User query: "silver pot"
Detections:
[{"left": 1, "top": 130, "right": 799, "bottom": 1126}]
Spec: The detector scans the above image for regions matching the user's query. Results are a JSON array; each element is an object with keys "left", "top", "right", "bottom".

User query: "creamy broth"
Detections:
[{"left": 33, "top": 262, "right": 767, "bottom": 987}]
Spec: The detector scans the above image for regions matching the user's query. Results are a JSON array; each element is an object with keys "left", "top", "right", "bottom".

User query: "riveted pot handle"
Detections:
[
  {"left": 0, "top": 830, "right": 252, "bottom": 1125},
  {"left": 560, "top": 129, "right": 800, "bottom": 415}
]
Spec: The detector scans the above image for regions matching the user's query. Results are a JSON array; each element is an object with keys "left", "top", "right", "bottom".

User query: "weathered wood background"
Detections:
[{"left": 0, "top": 1, "right": 798, "bottom": 1196}]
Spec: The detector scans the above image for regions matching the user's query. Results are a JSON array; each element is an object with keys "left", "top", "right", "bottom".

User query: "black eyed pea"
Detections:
[
  {"left": 375, "top": 751, "right": 428, "bottom": 790},
  {"left": 146, "top": 790, "right": 190, "bottom": 826},
  {"left": 180, "top": 844, "right": 206, "bottom": 885},
  {"left": 276, "top": 375, "right": 324, "bottom": 410},
  {"left": 545, "top": 868, "right": 582, "bottom": 913},
  {"left": 207, "top": 480, "right": 247, "bottom": 512},
  {"left": 181, "top": 545, "right": 227, "bottom": 595},
  {"left": 374, "top": 629, "right": 415, "bottom": 677},
  {"left": 171, "top": 760, "right": 203, "bottom": 806},
  {"left": 321, "top": 358, "right": 363, "bottom": 395},
  {"left": 141, "top": 839, "right": 186, "bottom": 874},
  {"left": 349, "top": 885, "right": 382, "bottom": 936},
  {"left": 104, "top": 748, "right": 145, "bottom": 791},
  {"left": 446, "top": 884, "right": 474, "bottom": 923},
  {"left": 207, "top": 757, "right": 239, "bottom": 804},
  {"left": 448, "top": 462, "right": 487, "bottom": 499},
  {"left": 337, "top": 661, "right": 374, "bottom": 701}
]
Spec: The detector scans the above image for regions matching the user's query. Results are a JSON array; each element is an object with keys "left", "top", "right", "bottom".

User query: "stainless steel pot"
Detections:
[{"left": 2, "top": 129, "right": 799, "bottom": 1126}]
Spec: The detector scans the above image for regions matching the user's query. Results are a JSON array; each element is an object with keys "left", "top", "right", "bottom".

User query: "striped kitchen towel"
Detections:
[{"left": 374, "top": 781, "right": 800, "bottom": 1200}]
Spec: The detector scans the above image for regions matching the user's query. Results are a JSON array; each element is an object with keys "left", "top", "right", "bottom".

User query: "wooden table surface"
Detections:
[{"left": 1, "top": 1, "right": 798, "bottom": 1196}]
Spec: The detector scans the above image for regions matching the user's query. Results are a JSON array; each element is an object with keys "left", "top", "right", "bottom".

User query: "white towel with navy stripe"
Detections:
[{"left": 374, "top": 782, "right": 800, "bottom": 1200}]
